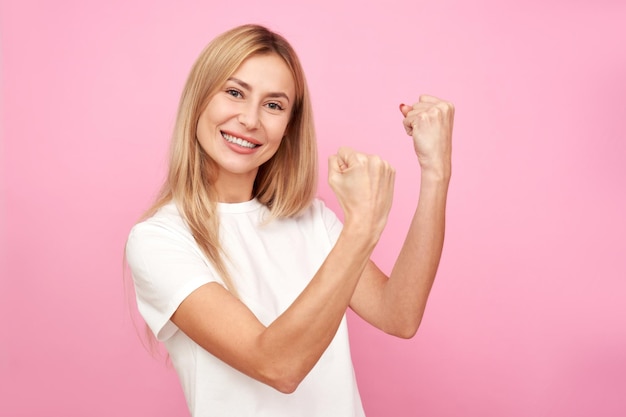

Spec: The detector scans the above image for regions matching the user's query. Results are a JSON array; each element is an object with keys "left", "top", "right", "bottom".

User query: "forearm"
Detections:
[
  {"left": 255, "top": 225, "right": 377, "bottom": 391},
  {"left": 382, "top": 173, "right": 449, "bottom": 337},
  {"left": 175, "top": 224, "right": 378, "bottom": 394}
]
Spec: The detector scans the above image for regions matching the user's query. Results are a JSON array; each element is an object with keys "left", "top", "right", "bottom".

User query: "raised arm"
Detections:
[
  {"left": 349, "top": 94, "right": 454, "bottom": 338},
  {"left": 170, "top": 148, "right": 395, "bottom": 393}
]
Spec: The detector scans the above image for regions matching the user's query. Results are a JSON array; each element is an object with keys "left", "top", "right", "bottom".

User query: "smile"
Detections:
[{"left": 221, "top": 132, "right": 259, "bottom": 149}]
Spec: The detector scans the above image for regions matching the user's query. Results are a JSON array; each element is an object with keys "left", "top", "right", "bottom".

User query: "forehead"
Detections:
[{"left": 229, "top": 53, "right": 295, "bottom": 99}]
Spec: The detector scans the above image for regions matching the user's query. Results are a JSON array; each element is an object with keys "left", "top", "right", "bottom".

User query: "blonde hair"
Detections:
[{"left": 142, "top": 24, "right": 317, "bottom": 294}]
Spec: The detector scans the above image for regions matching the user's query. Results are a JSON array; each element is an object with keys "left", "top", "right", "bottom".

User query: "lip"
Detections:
[{"left": 220, "top": 130, "right": 262, "bottom": 146}]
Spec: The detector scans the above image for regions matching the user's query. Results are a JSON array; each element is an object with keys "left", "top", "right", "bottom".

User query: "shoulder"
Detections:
[
  {"left": 126, "top": 202, "right": 198, "bottom": 262},
  {"left": 308, "top": 198, "right": 342, "bottom": 225},
  {"left": 129, "top": 202, "right": 188, "bottom": 239},
  {"left": 291, "top": 198, "right": 342, "bottom": 241},
  {"left": 300, "top": 198, "right": 337, "bottom": 219}
]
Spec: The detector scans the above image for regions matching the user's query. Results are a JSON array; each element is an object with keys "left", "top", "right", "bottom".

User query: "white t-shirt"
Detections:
[{"left": 126, "top": 199, "right": 366, "bottom": 417}]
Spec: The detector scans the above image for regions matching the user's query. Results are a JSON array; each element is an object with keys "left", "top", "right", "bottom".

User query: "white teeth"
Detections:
[{"left": 222, "top": 132, "right": 258, "bottom": 148}]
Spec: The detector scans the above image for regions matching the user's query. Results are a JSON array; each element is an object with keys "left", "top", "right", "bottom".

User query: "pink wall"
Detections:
[{"left": 2, "top": 0, "right": 625, "bottom": 416}]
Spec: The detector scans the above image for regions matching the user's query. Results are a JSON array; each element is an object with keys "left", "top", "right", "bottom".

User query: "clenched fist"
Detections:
[
  {"left": 400, "top": 95, "right": 454, "bottom": 180},
  {"left": 328, "top": 147, "right": 395, "bottom": 240}
]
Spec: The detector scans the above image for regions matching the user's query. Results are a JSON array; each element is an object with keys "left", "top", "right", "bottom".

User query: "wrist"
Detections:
[
  {"left": 420, "top": 165, "right": 451, "bottom": 184},
  {"left": 341, "top": 218, "right": 383, "bottom": 249}
]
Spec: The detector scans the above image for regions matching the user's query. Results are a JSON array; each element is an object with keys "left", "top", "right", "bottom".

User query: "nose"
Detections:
[{"left": 237, "top": 104, "right": 260, "bottom": 130}]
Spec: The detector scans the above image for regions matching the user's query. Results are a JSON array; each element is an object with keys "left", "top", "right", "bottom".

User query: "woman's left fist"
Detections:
[{"left": 399, "top": 95, "right": 454, "bottom": 179}]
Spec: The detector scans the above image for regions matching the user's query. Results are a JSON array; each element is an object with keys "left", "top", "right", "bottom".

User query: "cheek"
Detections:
[
  {"left": 196, "top": 102, "right": 224, "bottom": 139},
  {"left": 195, "top": 115, "right": 210, "bottom": 144},
  {"left": 196, "top": 112, "right": 221, "bottom": 153},
  {"left": 268, "top": 116, "right": 291, "bottom": 142},
  {"left": 198, "top": 97, "right": 229, "bottom": 127}
]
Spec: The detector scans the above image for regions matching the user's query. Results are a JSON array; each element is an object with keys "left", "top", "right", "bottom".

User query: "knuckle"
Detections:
[
  {"left": 435, "top": 102, "right": 453, "bottom": 115},
  {"left": 369, "top": 154, "right": 382, "bottom": 164},
  {"left": 428, "top": 106, "right": 441, "bottom": 116}
]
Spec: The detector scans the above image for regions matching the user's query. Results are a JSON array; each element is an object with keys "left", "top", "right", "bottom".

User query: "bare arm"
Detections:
[
  {"left": 350, "top": 95, "right": 454, "bottom": 338},
  {"left": 171, "top": 149, "right": 395, "bottom": 393}
]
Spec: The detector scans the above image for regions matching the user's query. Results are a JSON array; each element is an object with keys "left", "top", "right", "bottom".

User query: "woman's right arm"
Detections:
[{"left": 170, "top": 147, "right": 395, "bottom": 393}]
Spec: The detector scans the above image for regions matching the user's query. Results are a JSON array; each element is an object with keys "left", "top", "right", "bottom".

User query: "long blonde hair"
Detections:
[{"left": 142, "top": 25, "right": 318, "bottom": 294}]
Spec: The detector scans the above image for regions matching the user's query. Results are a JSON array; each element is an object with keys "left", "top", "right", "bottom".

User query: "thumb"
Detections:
[
  {"left": 400, "top": 103, "right": 415, "bottom": 136},
  {"left": 399, "top": 103, "right": 412, "bottom": 117},
  {"left": 335, "top": 146, "right": 355, "bottom": 172},
  {"left": 328, "top": 152, "right": 348, "bottom": 174}
]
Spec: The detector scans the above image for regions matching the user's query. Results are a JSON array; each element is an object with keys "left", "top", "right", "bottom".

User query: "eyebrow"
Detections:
[{"left": 227, "top": 77, "right": 290, "bottom": 103}]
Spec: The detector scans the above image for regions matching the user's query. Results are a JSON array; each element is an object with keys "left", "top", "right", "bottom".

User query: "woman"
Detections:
[{"left": 126, "top": 24, "right": 454, "bottom": 416}]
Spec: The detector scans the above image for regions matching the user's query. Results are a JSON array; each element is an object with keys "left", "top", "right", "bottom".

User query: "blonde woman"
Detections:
[{"left": 126, "top": 24, "right": 454, "bottom": 416}]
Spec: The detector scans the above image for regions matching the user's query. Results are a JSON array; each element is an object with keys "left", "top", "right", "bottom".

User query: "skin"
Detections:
[
  {"left": 196, "top": 53, "right": 295, "bottom": 202},
  {"left": 172, "top": 53, "right": 454, "bottom": 393}
]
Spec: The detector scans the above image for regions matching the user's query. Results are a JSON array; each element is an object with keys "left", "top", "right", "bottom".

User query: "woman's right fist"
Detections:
[{"left": 328, "top": 147, "right": 395, "bottom": 240}]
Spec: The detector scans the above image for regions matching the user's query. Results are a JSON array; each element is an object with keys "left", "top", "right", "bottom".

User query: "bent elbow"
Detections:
[
  {"left": 386, "top": 318, "right": 422, "bottom": 339},
  {"left": 395, "top": 326, "right": 418, "bottom": 339},
  {"left": 272, "top": 378, "right": 300, "bottom": 394},
  {"left": 262, "top": 367, "right": 305, "bottom": 394}
]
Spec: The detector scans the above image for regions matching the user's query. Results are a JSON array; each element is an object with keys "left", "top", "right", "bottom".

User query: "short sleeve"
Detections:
[{"left": 125, "top": 220, "right": 221, "bottom": 341}]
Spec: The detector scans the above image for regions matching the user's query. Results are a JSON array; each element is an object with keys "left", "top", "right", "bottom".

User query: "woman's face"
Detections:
[{"left": 196, "top": 53, "right": 295, "bottom": 198}]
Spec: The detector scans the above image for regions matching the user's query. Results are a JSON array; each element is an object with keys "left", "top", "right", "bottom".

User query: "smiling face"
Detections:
[{"left": 196, "top": 53, "right": 296, "bottom": 202}]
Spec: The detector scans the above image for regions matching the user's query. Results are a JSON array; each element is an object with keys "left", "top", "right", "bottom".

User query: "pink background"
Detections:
[{"left": 1, "top": 0, "right": 625, "bottom": 416}]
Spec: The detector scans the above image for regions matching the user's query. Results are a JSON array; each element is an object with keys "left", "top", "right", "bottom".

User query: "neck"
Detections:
[{"left": 214, "top": 170, "right": 257, "bottom": 203}]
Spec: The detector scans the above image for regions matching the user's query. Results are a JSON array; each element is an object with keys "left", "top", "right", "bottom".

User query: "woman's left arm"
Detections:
[{"left": 349, "top": 95, "right": 454, "bottom": 338}]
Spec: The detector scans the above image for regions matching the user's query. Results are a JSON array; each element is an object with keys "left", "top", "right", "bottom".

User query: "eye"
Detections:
[
  {"left": 226, "top": 88, "right": 243, "bottom": 98},
  {"left": 266, "top": 102, "right": 284, "bottom": 111}
]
